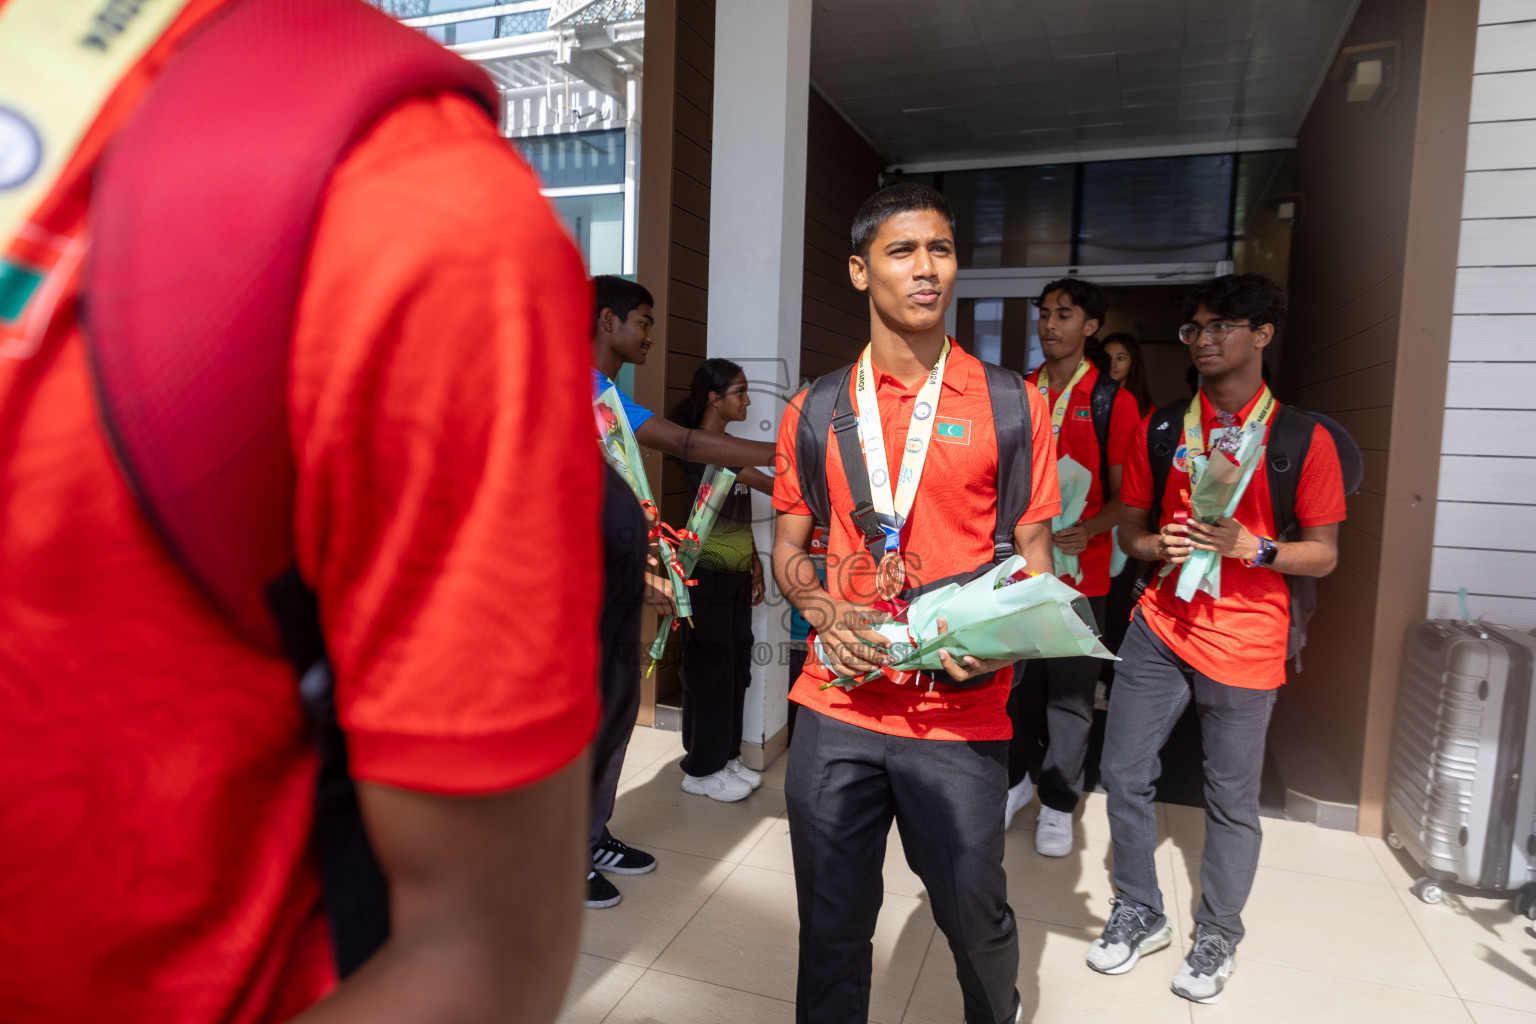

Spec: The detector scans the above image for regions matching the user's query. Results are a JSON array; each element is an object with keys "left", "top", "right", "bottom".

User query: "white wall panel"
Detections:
[
  {"left": 1470, "top": 69, "right": 1536, "bottom": 122},
  {"left": 1454, "top": 265, "right": 1536, "bottom": 312},
  {"left": 1429, "top": 548, "right": 1536, "bottom": 597},
  {"left": 1480, "top": 0, "right": 1536, "bottom": 24},
  {"left": 1426, "top": 590, "right": 1536, "bottom": 628},
  {"left": 1440, "top": 409, "right": 1536, "bottom": 454},
  {"left": 1462, "top": 169, "right": 1536, "bottom": 218},
  {"left": 1443, "top": 362, "right": 1536, "bottom": 408},
  {"left": 1450, "top": 314, "right": 1536, "bottom": 359},
  {"left": 1432, "top": 4, "right": 1536, "bottom": 636},
  {"left": 1467, "top": 120, "right": 1536, "bottom": 171},
  {"left": 1474, "top": 21, "right": 1536, "bottom": 73},
  {"left": 1438, "top": 454, "right": 1536, "bottom": 503},
  {"left": 1433, "top": 500, "right": 1536, "bottom": 548},
  {"left": 1457, "top": 216, "right": 1536, "bottom": 265}
]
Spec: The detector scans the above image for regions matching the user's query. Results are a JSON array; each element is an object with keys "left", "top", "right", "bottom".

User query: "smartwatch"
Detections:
[{"left": 1246, "top": 536, "right": 1278, "bottom": 569}]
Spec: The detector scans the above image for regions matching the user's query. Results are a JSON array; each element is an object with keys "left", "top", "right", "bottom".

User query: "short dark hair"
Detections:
[
  {"left": 1033, "top": 277, "right": 1109, "bottom": 332},
  {"left": 850, "top": 183, "right": 956, "bottom": 259},
  {"left": 592, "top": 275, "right": 654, "bottom": 333},
  {"left": 1182, "top": 274, "right": 1287, "bottom": 335}
]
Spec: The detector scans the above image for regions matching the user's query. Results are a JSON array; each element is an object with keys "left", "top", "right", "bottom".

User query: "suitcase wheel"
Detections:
[
  {"left": 1515, "top": 886, "right": 1536, "bottom": 921},
  {"left": 1386, "top": 832, "right": 1403, "bottom": 850},
  {"left": 1413, "top": 878, "right": 1444, "bottom": 905}
]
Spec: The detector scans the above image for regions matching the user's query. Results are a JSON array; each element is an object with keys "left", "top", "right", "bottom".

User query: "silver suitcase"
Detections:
[{"left": 1385, "top": 619, "right": 1536, "bottom": 912}]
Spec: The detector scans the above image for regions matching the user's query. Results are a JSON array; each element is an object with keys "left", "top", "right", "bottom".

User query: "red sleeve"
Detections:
[
  {"left": 1121, "top": 411, "right": 1155, "bottom": 511},
  {"left": 773, "top": 389, "right": 810, "bottom": 515},
  {"left": 289, "top": 94, "right": 601, "bottom": 795},
  {"left": 1107, "top": 386, "right": 1140, "bottom": 468},
  {"left": 1019, "top": 381, "right": 1062, "bottom": 525},
  {"left": 1296, "top": 423, "right": 1348, "bottom": 527}
]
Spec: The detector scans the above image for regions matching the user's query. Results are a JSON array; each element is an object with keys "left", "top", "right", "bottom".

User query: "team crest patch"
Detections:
[
  {"left": 1172, "top": 445, "right": 1190, "bottom": 474},
  {"left": 935, "top": 418, "right": 971, "bottom": 444}
]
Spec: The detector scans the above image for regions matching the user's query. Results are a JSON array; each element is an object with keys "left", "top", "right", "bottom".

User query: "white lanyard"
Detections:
[
  {"left": 852, "top": 338, "right": 950, "bottom": 553},
  {"left": 0, "top": 0, "right": 194, "bottom": 347},
  {"left": 1037, "top": 358, "right": 1091, "bottom": 440}
]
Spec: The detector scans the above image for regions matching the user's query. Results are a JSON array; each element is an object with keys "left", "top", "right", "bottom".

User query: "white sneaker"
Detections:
[
  {"left": 681, "top": 767, "right": 752, "bottom": 802},
  {"left": 1171, "top": 930, "right": 1236, "bottom": 1003},
  {"left": 725, "top": 757, "right": 762, "bottom": 790},
  {"left": 1035, "top": 806, "right": 1074, "bottom": 857},
  {"left": 1004, "top": 776, "right": 1034, "bottom": 829}
]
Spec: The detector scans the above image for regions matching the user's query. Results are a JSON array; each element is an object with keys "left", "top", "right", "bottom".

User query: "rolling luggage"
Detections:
[{"left": 1385, "top": 618, "right": 1536, "bottom": 916}]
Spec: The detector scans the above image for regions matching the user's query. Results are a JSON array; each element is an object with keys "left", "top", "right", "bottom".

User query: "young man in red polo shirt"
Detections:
[
  {"left": 773, "top": 183, "right": 1060, "bottom": 1024},
  {"left": 1012, "top": 278, "right": 1140, "bottom": 856},
  {"left": 0, "top": 2, "right": 598, "bottom": 1020},
  {"left": 1089, "top": 274, "right": 1345, "bottom": 1004}
]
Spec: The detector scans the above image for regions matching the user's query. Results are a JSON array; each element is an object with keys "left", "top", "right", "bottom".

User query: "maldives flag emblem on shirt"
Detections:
[{"left": 935, "top": 418, "right": 970, "bottom": 444}]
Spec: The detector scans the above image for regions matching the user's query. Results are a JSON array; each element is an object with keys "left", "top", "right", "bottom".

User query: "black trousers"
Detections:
[
  {"left": 1100, "top": 612, "right": 1277, "bottom": 942},
  {"left": 679, "top": 566, "right": 753, "bottom": 777},
  {"left": 1006, "top": 594, "right": 1106, "bottom": 811},
  {"left": 786, "top": 709, "right": 1020, "bottom": 1024}
]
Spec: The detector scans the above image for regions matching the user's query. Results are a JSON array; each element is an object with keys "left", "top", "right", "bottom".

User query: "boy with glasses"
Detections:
[{"left": 1088, "top": 274, "right": 1346, "bottom": 1004}]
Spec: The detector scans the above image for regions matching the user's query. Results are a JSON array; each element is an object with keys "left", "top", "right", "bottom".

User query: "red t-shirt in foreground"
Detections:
[
  {"left": 1120, "top": 388, "right": 1347, "bottom": 689},
  {"left": 1024, "top": 361, "right": 1141, "bottom": 596},
  {"left": 0, "top": 13, "right": 601, "bottom": 1022},
  {"left": 774, "top": 344, "right": 1061, "bottom": 742}
]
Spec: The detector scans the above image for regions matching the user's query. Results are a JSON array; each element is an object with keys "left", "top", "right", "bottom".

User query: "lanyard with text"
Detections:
[
  {"left": 1182, "top": 384, "right": 1277, "bottom": 479},
  {"left": 0, "top": 0, "right": 194, "bottom": 357},
  {"left": 853, "top": 337, "right": 950, "bottom": 600},
  {"left": 1037, "top": 358, "right": 1091, "bottom": 440}
]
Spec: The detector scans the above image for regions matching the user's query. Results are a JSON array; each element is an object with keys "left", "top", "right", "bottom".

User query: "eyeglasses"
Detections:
[{"left": 1178, "top": 321, "right": 1254, "bottom": 345}]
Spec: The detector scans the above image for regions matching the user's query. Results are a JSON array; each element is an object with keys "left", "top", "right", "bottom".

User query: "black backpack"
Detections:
[
  {"left": 1143, "top": 398, "right": 1363, "bottom": 669},
  {"left": 793, "top": 360, "right": 1033, "bottom": 605}
]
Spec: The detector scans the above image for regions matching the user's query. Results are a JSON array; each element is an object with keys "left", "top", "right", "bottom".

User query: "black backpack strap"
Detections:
[
  {"left": 1145, "top": 398, "right": 1190, "bottom": 529},
  {"left": 983, "top": 362, "right": 1032, "bottom": 562},
  {"left": 794, "top": 366, "right": 884, "bottom": 561},
  {"left": 1090, "top": 371, "right": 1119, "bottom": 498},
  {"left": 1265, "top": 405, "right": 1316, "bottom": 542}
]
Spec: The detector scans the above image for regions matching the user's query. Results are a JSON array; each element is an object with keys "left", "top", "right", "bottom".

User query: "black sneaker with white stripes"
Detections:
[
  {"left": 593, "top": 837, "right": 657, "bottom": 875},
  {"left": 585, "top": 871, "right": 621, "bottom": 909}
]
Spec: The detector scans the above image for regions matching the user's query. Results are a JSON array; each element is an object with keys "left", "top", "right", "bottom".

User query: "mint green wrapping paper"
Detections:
[
  {"left": 648, "top": 466, "right": 740, "bottom": 665},
  {"left": 817, "top": 557, "right": 1116, "bottom": 687},
  {"left": 1159, "top": 431, "right": 1266, "bottom": 601},
  {"left": 1050, "top": 455, "right": 1093, "bottom": 580}
]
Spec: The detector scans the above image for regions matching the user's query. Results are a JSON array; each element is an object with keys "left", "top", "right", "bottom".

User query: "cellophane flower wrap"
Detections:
[
  {"left": 816, "top": 556, "right": 1116, "bottom": 690},
  {"left": 1159, "top": 426, "right": 1266, "bottom": 601},
  {"left": 647, "top": 464, "right": 739, "bottom": 665},
  {"left": 1050, "top": 455, "right": 1093, "bottom": 580}
]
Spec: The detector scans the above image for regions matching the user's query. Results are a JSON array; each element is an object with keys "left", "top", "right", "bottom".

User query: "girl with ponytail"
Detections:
[{"left": 667, "top": 359, "right": 773, "bottom": 802}]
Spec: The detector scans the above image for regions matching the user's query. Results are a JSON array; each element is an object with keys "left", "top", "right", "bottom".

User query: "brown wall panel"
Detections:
[{"left": 798, "top": 87, "right": 886, "bottom": 384}]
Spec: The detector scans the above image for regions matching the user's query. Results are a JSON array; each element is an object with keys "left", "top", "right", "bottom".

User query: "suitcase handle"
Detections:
[{"left": 1415, "top": 621, "right": 1460, "bottom": 651}]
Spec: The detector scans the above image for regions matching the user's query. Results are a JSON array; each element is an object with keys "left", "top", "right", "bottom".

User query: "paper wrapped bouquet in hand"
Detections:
[
  {"left": 816, "top": 556, "right": 1116, "bottom": 690},
  {"left": 647, "top": 464, "right": 740, "bottom": 668}
]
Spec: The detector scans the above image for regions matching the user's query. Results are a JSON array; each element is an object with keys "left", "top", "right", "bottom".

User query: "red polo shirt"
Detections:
[
  {"left": 774, "top": 343, "right": 1061, "bottom": 741},
  {"left": 0, "top": 3, "right": 600, "bottom": 1018},
  {"left": 1121, "top": 388, "right": 1347, "bottom": 689},
  {"left": 1024, "top": 361, "right": 1141, "bottom": 596}
]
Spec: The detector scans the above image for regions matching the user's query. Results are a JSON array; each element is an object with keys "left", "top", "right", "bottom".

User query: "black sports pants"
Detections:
[
  {"left": 679, "top": 566, "right": 753, "bottom": 777},
  {"left": 786, "top": 709, "right": 1021, "bottom": 1024}
]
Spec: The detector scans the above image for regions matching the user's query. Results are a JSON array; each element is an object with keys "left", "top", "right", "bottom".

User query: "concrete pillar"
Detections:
[{"left": 705, "top": 0, "right": 811, "bottom": 769}]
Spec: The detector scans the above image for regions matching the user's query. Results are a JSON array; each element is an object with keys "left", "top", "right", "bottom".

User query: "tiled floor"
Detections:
[{"left": 560, "top": 726, "right": 1536, "bottom": 1024}]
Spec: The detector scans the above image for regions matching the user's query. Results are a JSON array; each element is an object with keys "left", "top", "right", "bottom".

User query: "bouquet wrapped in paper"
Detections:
[
  {"left": 1159, "top": 423, "right": 1267, "bottom": 601},
  {"left": 1050, "top": 454, "right": 1094, "bottom": 580},
  {"left": 816, "top": 556, "right": 1116, "bottom": 690},
  {"left": 648, "top": 465, "right": 739, "bottom": 666}
]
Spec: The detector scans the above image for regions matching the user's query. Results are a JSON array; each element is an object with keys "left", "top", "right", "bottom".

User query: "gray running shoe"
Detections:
[
  {"left": 1171, "top": 929, "right": 1235, "bottom": 1003},
  {"left": 1086, "top": 897, "right": 1172, "bottom": 975}
]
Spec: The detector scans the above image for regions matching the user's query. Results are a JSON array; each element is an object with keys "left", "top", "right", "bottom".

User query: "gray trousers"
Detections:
[
  {"left": 1099, "top": 612, "right": 1277, "bottom": 942},
  {"left": 1008, "top": 595, "right": 1107, "bottom": 811},
  {"left": 786, "top": 708, "right": 1021, "bottom": 1024}
]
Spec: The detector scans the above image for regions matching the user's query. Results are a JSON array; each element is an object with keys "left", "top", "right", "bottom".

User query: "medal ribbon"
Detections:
[
  {"left": 0, "top": 0, "right": 195, "bottom": 355},
  {"left": 852, "top": 337, "right": 950, "bottom": 553},
  {"left": 1037, "top": 357, "right": 1092, "bottom": 440},
  {"left": 1180, "top": 384, "right": 1276, "bottom": 486}
]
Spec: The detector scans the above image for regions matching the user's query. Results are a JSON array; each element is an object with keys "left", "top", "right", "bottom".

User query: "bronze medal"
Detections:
[{"left": 875, "top": 552, "right": 906, "bottom": 601}]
